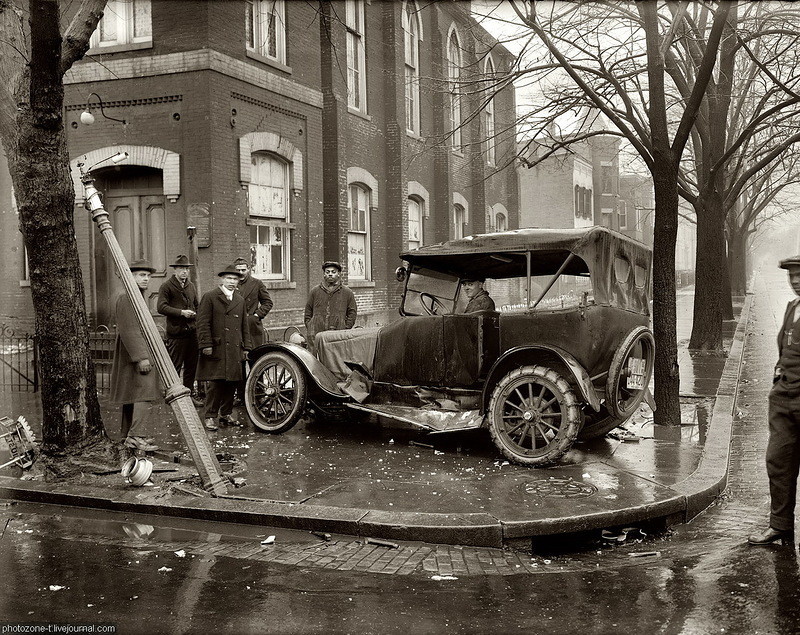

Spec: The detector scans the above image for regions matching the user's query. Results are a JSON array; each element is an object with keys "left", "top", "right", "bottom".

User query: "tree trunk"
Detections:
[
  {"left": 1, "top": 0, "right": 111, "bottom": 468},
  {"left": 651, "top": 167, "right": 681, "bottom": 427},
  {"left": 727, "top": 230, "right": 748, "bottom": 296},
  {"left": 689, "top": 193, "right": 726, "bottom": 349}
]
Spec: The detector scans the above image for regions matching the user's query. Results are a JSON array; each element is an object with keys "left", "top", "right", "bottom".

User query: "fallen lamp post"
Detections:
[{"left": 80, "top": 153, "right": 227, "bottom": 495}]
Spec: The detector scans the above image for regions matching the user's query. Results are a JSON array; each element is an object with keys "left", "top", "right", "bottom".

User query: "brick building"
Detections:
[{"left": 0, "top": 0, "right": 518, "bottom": 334}]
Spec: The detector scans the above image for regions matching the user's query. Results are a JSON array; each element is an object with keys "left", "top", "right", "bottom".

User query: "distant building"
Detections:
[{"left": 0, "top": 0, "right": 518, "bottom": 333}]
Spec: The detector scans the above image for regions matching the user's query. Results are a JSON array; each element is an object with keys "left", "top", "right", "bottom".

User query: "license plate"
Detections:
[{"left": 626, "top": 357, "right": 646, "bottom": 389}]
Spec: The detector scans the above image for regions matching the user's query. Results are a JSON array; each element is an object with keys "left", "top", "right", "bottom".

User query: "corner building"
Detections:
[{"left": 0, "top": 0, "right": 518, "bottom": 334}]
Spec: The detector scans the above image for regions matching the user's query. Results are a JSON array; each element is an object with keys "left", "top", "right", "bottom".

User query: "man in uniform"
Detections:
[
  {"left": 110, "top": 260, "right": 162, "bottom": 452},
  {"left": 749, "top": 256, "right": 800, "bottom": 545},
  {"left": 304, "top": 261, "right": 357, "bottom": 354},
  {"left": 157, "top": 255, "right": 200, "bottom": 404},
  {"left": 233, "top": 257, "right": 273, "bottom": 404},
  {"left": 196, "top": 264, "right": 253, "bottom": 430}
]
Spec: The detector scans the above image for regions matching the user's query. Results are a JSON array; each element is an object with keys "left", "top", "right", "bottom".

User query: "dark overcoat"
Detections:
[
  {"left": 303, "top": 283, "right": 358, "bottom": 340},
  {"left": 157, "top": 275, "right": 199, "bottom": 338},
  {"left": 237, "top": 275, "right": 273, "bottom": 347},
  {"left": 110, "top": 291, "right": 164, "bottom": 404},
  {"left": 196, "top": 287, "right": 253, "bottom": 381},
  {"left": 465, "top": 289, "right": 496, "bottom": 313}
]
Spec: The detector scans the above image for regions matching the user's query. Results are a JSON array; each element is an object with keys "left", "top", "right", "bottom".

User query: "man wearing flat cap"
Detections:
[
  {"left": 749, "top": 255, "right": 800, "bottom": 545},
  {"left": 110, "top": 259, "right": 163, "bottom": 452},
  {"left": 304, "top": 261, "right": 357, "bottom": 353},
  {"left": 196, "top": 264, "right": 253, "bottom": 430},
  {"left": 157, "top": 255, "right": 200, "bottom": 404},
  {"left": 461, "top": 276, "right": 496, "bottom": 313}
]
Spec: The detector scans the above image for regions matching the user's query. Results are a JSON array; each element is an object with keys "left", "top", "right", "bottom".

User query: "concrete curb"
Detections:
[
  {"left": 0, "top": 298, "right": 753, "bottom": 547},
  {"left": 672, "top": 294, "right": 752, "bottom": 519}
]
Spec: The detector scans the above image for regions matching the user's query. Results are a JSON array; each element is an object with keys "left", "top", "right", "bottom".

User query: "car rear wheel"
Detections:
[
  {"left": 488, "top": 365, "right": 581, "bottom": 466},
  {"left": 606, "top": 327, "right": 655, "bottom": 419},
  {"left": 245, "top": 352, "right": 307, "bottom": 433}
]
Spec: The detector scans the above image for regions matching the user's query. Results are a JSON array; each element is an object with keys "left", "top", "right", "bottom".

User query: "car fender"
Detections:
[
  {"left": 248, "top": 342, "right": 347, "bottom": 398},
  {"left": 481, "top": 345, "right": 601, "bottom": 413}
]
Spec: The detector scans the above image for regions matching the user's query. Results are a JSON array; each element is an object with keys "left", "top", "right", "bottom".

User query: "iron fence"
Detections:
[
  {"left": 89, "top": 327, "right": 116, "bottom": 393},
  {"left": 0, "top": 324, "right": 38, "bottom": 392}
]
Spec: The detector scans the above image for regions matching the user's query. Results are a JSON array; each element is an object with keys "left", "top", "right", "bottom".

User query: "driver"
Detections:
[{"left": 462, "top": 276, "right": 496, "bottom": 313}]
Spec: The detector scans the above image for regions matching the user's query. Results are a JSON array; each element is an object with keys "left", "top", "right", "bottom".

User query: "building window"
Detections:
[
  {"left": 453, "top": 203, "right": 465, "bottom": 239},
  {"left": 495, "top": 212, "right": 507, "bottom": 232},
  {"left": 483, "top": 57, "right": 496, "bottom": 165},
  {"left": 115, "top": 201, "right": 167, "bottom": 273},
  {"left": 601, "top": 207, "right": 614, "bottom": 228},
  {"left": 346, "top": 0, "right": 367, "bottom": 113},
  {"left": 447, "top": 29, "right": 462, "bottom": 150},
  {"left": 618, "top": 201, "right": 628, "bottom": 230},
  {"left": 90, "top": 0, "right": 152, "bottom": 49},
  {"left": 348, "top": 183, "right": 371, "bottom": 280},
  {"left": 584, "top": 188, "right": 593, "bottom": 219},
  {"left": 408, "top": 196, "right": 423, "bottom": 249},
  {"left": 601, "top": 164, "right": 614, "bottom": 194},
  {"left": 403, "top": 3, "right": 421, "bottom": 135},
  {"left": 574, "top": 186, "right": 593, "bottom": 220},
  {"left": 246, "top": 0, "right": 286, "bottom": 64},
  {"left": 249, "top": 153, "right": 291, "bottom": 280}
]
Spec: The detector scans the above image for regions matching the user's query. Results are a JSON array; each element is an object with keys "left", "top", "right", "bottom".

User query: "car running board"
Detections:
[{"left": 344, "top": 403, "right": 484, "bottom": 433}]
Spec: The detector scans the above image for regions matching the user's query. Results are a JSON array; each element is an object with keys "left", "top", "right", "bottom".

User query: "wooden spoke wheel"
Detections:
[
  {"left": 605, "top": 327, "right": 655, "bottom": 419},
  {"left": 488, "top": 365, "right": 581, "bottom": 466},
  {"left": 245, "top": 352, "right": 307, "bottom": 433}
]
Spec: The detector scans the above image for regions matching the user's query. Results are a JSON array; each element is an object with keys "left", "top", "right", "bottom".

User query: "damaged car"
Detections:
[{"left": 244, "top": 226, "right": 655, "bottom": 466}]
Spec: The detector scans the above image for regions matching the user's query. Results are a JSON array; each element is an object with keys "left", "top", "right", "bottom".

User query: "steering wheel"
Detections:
[{"left": 419, "top": 292, "right": 448, "bottom": 316}]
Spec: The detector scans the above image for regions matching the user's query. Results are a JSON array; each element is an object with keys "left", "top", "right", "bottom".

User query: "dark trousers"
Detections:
[
  {"left": 767, "top": 390, "right": 800, "bottom": 531},
  {"left": 203, "top": 380, "right": 236, "bottom": 420},
  {"left": 121, "top": 402, "right": 153, "bottom": 438},
  {"left": 166, "top": 333, "right": 199, "bottom": 391}
]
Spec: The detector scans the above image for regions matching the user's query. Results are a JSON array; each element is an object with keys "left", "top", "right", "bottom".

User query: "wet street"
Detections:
[{"left": 2, "top": 268, "right": 800, "bottom": 634}]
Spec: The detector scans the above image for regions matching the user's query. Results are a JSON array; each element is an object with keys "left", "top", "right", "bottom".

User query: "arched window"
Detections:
[
  {"left": 453, "top": 203, "right": 465, "bottom": 239},
  {"left": 483, "top": 56, "right": 496, "bottom": 165},
  {"left": 447, "top": 28, "right": 462, "bottom": 150},
  {"left": 403, "top": 3, "right": 421, "bottom": 134},
  {"left": 249, "top": 153, "right": 291, "bottom": 279},
  {"left": 408, "top": 196, "right": 423, "bottom": 249},
  {"left": 348, "top": 183, "right": 371, "bottom": 280},
  {"left": 495, "top": 212, "right": 507, "bottom": 232}
]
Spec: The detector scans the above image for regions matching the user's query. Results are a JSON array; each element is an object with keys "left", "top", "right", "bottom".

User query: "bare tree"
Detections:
[
  {"left": 470, "top": 1, "right": 733, "bottom": 425},
  {"left": 0, "top": 0, "right": 112, "bottom": 472}
]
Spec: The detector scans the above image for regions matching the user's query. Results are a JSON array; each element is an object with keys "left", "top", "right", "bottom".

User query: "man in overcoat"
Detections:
[
  {"left": 461, "top": 276, "right": 496, "bottom": 313},
  {"left": 110, "top": 259, "right": 163, "bottom": 452},
  {"left": 750, "top": 256, "right": 800, "bottom": 545},
  {"left": 196, "top": 264, "right": 253, "bottom": 430},
  {"left": 304, "top": 261, "right": 357, "bottom": 353},
  {"left": 233, "top": 257, "right": 273, "bottom": 402},
  {"left": 157, "top": 255, "right": 200, "bottom": 403}
]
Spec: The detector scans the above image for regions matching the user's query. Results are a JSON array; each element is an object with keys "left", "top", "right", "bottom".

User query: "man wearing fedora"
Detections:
[
  {"left": 110, "top": 260, "right": 163, "bottom": 452},
  {"left": 304, "top": 261, "right": 357, "bottom": 354},
  {"left": 196, "top": 264, "right": 253, "bottom": 430},
  {"left": 157, "top": 255, "right": 201, "bottom": 405},
  {"left": 233, "top": 257, "right": 273, "bottom": 404},
  {"left": 749, "top": 255, "right": 800, "bottom": 545}
]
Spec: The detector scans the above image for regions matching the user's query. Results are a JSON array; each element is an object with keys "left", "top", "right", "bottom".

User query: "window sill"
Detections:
[
  {"left": 451, "top": 149, "right": 464, "bottom": 158},
  {"left": 263, "top": 280, "right": 296, "bottom": 290},
  {"left": 348, "top": 280, "right": 375, "bottom": 288},
  {"left": 245, "top": 50, "right": 292, "bottom": 74},
  {"left": 406, "top": 130, "right": 422, "bottom": 142},
  {"left": 88, "top": 41, "right": 153, "bottom": 55},
  {"left": 348, "top": 106, "right": 372, "bottom": 122},
  {"left": 19, "top": 280, "right": 30, "bottom": 288}
]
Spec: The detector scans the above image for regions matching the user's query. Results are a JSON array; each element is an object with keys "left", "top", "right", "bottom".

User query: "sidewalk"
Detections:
[{"left": 0, "top": 288, "right": 747, "bottom": 548}]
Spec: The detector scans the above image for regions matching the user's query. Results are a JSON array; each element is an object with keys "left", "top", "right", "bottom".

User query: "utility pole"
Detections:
[{"left": 80, "top": 154, "right": 227, "bottom": 495}]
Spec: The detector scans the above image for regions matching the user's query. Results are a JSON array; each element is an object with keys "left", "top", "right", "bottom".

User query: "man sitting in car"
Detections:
[{"left": 461, "top": 276, "right": 496, "bottom": 312}]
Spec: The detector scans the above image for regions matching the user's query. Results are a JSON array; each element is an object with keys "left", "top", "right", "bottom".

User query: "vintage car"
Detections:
[{"left": 244, "top": 226, "right": 655, "bottom": 466}]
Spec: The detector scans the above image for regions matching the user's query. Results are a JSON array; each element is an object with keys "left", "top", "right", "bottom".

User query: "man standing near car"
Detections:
[
  {"left": 749, "top": 256, "right": 800, "bottom": 545},
  {"left": 196, "top": 264, "right": 253, "bottom": 430},
  {"left": 157, "top": 255, "right": 201, "bottom": 404},
  {"left": 304, "top": 261, "right": 357, "bottom": 353},
  {"left": 233, "top": 257, "right": 273, "bottom": 403}
]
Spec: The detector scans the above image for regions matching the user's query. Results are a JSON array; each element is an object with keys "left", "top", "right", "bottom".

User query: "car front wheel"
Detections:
[
  {"left": 245, "top": 352, "right": 307, "bottom": 433},
  {"left": 488, "top": 365, "right": 581, "bottom": 466}
]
